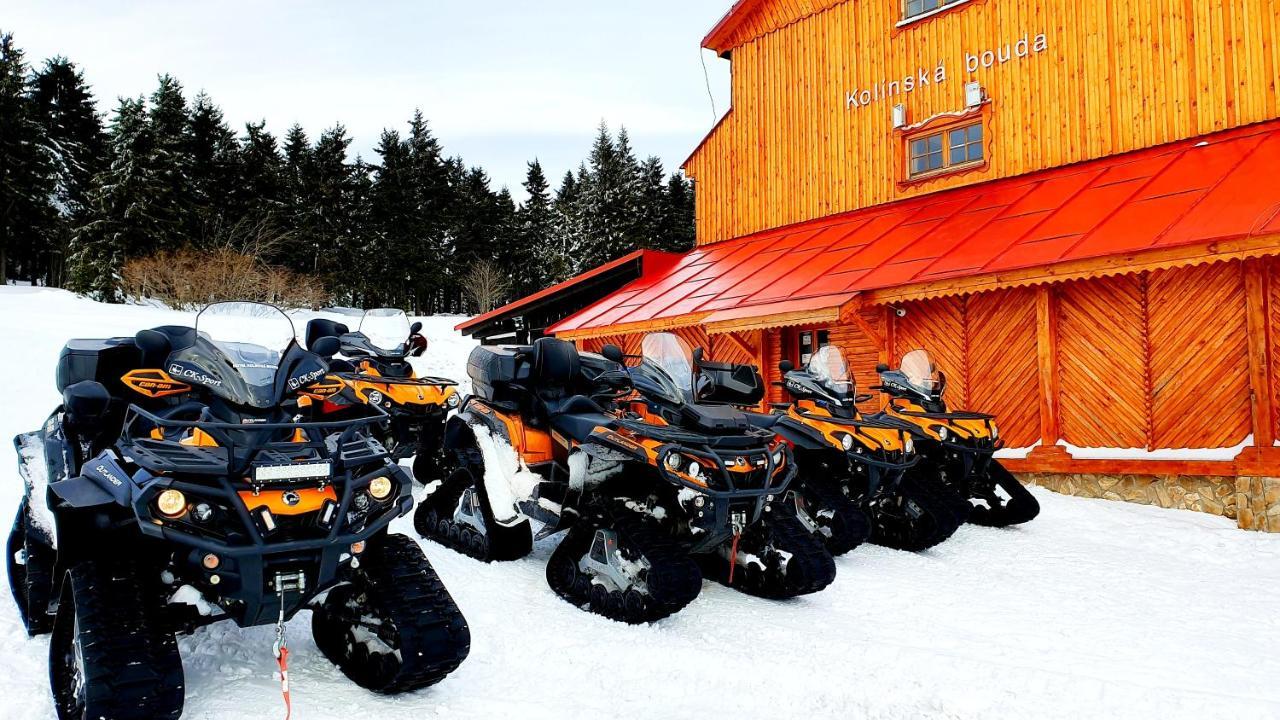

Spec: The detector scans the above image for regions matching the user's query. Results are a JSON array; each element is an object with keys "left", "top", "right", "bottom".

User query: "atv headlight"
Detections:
[
  {"left": 771, "top": 448, "right": 785, "bottom": 465},
  {"left": 936, "top": 426, "right": 949, "bottom": 441},
  {"left": 687, "top": 462, "right": 703, "bottom": 479},
  {"left": 368, "top": 476, "right": 394, "bottom": 501},
  {"left": 840, "top": 433, "right": 854, "bottom": 451},
  {"left": 446, "top": 393, "right": 460, "bottom": 408},
  {"left": 664, "top": 452, "right": 682, "bottom": 470},
  {"left": 990, "top": 423, "right": 999, "bottom": 440},
  {"left": 156, "top": 489, "right": 188, "bottom": 518},
  {"left": 905, "top": 437, "right": 915, "bottom": 454}
]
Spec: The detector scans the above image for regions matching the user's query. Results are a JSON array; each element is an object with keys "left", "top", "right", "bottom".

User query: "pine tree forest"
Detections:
[{"left": 0, "top": 31, "right": 696, "bottom": 313}]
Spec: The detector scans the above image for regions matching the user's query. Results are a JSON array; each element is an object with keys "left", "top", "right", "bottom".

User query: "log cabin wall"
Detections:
[{"left": 686, "top": 0, "right": 1280, "bottom": 245}]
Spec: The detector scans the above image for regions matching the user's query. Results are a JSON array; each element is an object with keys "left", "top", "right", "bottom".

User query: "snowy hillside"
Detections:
[{"left": 1, "top": 287, "right": 1279, "bottom": 719}]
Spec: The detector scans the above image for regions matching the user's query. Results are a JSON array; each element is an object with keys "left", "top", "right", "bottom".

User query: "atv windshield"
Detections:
[
  {"left": 807, "top": 345, "right": 854, "bottom": 398},
  {"left": 899, "top": 349, "right": 942, "bottom": 396},
  {"left": 358, "top": 308, "right": 411, "bottom": 354},
  {"left": 640, "top": 332, "right": 695, "bottom": 404},
  {"left": 175, "top": 302, "right": 297, "bottom": 408}
]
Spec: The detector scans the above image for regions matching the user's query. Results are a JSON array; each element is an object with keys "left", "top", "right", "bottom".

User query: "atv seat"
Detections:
[
  {"left": 136, "top": 326, "right": 196, "bottom": 368},
  {"left": 306, "top": 318, "right": 349, "bottom": 352},
  {"left": 740, "top": 411, "right": 783, "bottom": 430},
  {"left": 546, "top": 394, "right": 614, "bottom": 442}
]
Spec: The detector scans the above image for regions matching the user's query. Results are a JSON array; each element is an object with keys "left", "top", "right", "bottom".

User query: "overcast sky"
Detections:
[{"left": 6, "top": 1, "right": 733, "bottom": 200}]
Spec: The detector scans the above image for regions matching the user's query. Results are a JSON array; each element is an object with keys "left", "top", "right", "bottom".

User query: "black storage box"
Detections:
[
  {"left": 699, "top": 360, "right": 765, "bottom": 406},
  {"left": 466, "top": 345, "right": 526, "bottom": 403},
  {"left": 56, "top": 337, "right": 139, "bottom": 393}
]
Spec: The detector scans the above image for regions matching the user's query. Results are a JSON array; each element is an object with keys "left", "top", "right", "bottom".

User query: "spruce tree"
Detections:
[
  {"left": 0, "top": 31, "right": 55, "bottom": 283},
  {"left": 144, "top": 75, "right": 194, "bottom": 252},
  {"left": 29, "top": 56, "right": 107, "bottom": 286},
  {"left": 278, "top": 123, "right": 313, "bottom": 272},
  {"left": 660, "top": 173, "right": 696, "bottom": 252},
  {"left": 69, "top": 97, "right": 162, "bottom": 300},
  {"left": 187, "top": 92, "right": 238, "bottom": 244},
  {"left": 517, "top": 160, "right": 559, "bottom": 292},
  {"left": 232, "top": 121, "right": 284, "bottom": 233},
  {"left": 635, "top": 155, "right": 667, "bottom": 250},
  {"left": 405, "top": 110, "right": 448, "bottom": 312},
  {"left": 370, "top": 128, "right": 415, "bottom": 308}
]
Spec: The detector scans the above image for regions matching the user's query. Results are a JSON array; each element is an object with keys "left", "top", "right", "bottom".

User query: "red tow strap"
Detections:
[
  {"left": 276, "top": 644, "right": 292, "bottom": 720},
  {"left": 727, "top": 531, "right": 742, "bottom": 584}
]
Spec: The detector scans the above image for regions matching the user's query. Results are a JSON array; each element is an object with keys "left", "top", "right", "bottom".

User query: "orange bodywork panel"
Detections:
[
  {"left": 885, "top": 400, "right": 994, "bottom": 442},
  {"left": 238, "top": 486, "right": 338, "bottom": 516},
  {"left": 788, "top": 400, "right": 911, "bottom": 452},
  {"left": 345, "top": 364, "right": 457, "bottom": 408},
  {"left": 121, "top": 369, "right": 191, "bottom": 399},
  {"left": 472, "top": 403, "right": 555, "bottom": 465}
]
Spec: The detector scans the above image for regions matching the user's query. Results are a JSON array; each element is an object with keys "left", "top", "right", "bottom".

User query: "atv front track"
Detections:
[
  {"left": 312, "top": 533, "right": 470, "bottom": 694},
  {"left": 546, "top": 513, "right": 703, "bottom": 624},
  {"left": 414, "top": 464, "right": 533, "bottom": 562},
  {"left": 702, "top": 513, "right": 837, "bottom": 599}
]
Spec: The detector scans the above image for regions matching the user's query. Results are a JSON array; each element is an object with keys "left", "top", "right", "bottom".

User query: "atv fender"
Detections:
[
  {"left": 51, "top": 450, "right": 133, "bottom": 509},
  {"left": 774, "top": 416, "right": 837, "bottom": 452},
  {"left": 445, "top": 406, "right": 510, "bottom": 449}
]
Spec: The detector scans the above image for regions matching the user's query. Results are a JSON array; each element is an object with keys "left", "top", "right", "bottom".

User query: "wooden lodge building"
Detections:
[{"left": 459, "top": 0, "right": 1280, "bottom": 530}]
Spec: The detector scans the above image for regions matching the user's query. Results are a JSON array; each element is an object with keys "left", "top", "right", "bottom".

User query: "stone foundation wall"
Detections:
[{"left": 1016, "top": 472, "right": 1280, "bottom": 532}]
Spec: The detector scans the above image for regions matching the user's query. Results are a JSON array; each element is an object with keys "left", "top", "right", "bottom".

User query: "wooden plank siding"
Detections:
[
  {"left": 1271, "top": 257, "right": 1280, "bottom": 443},
  {"left": 570, "top": 260, "right": 1266, "bottom": 455},
  {"left": 686, "top": 0, "right": 1280, "bottom": 245}
]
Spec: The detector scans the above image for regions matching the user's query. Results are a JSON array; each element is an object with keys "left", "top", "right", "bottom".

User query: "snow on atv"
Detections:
[
  {"left": 416, "top": 334, "right": 834, "bottom": 624},
  {"left": 758, "top": 345, "right": 965, "bottom": 552},
  {"left": 872, "top": 349, "right": 1041, "bottom": 527},
  {"left": 305, "top": 308, "right": 459, "bottom": 484},
  {"left": 8, "top": 301, "right": 469, "bottom": 720}
]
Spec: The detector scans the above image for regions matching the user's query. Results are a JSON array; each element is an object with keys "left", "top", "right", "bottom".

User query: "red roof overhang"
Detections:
[
  {"left": 455, "top": 250, "right": 681, "bottom": 335},
  {"left": 550, "top": 119, "right": 1280, "bottom": 338}
]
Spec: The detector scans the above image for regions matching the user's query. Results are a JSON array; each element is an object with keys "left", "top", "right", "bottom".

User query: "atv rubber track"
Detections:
[
  {"left": 414, "top": 464, "right": 533, "bottom": 562},
  {"left": 866, "top": 473, "right": 964, "bottom": 552},
  {"left": 312, "top": 533, "right": 470, "bottom": 694},
  {"left": 702, "top": 513, "right": 837, "bottom": 599},
  {"left": 966, "top": 461, "right": 1041, "bottom": 527},
  {"left": 795, "top": 479, "right": 872, "bottom": 556},
  {"left": 52, "top": 559, "right": 184, "bottom": 720},
  {"left": 546, "top": 512, "right": 703, "bottom": 624}
]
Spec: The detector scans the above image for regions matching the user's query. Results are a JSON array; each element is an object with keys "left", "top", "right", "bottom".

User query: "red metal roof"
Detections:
[{"left": 550, "top": 120, "right": 1280, "bottom": 336}]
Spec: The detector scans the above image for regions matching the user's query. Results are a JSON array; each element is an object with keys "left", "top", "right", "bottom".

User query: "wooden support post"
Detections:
[
  {"left": 881, "top": 305, "right": 897, "bottom": 410},
  {"left": 1030, "top": 284, "right": 1068, "bottom": 460},
  {"left": 1243, "top": 259, "right": 1276, "bottom": 451}
]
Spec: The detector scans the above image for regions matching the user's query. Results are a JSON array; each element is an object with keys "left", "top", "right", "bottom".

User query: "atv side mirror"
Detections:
[
  {"left": 312, "top": 336, "right": 340, "bottom": 358},
  {"left": 410, "top": 321, "right": 423, "bottom": 335},
  {"left": 693, "top": 347, "right": 704, "bottom": 365},
  {"left": 601, "top": 344, "right": 625, "bottom": 364},
  {"left": 936, "top": 371, "right": 947, "bottom": 395},
  {"left": 876, "top": 363, "right": 890, "bottom": 373},
  {"left": 779, "top": 360, "right": 794, "bottom": 373}
]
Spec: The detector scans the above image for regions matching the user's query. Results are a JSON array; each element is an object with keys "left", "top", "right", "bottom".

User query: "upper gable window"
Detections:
[{"left": 902, "top": 0, "right": 971, "bottom": 23}]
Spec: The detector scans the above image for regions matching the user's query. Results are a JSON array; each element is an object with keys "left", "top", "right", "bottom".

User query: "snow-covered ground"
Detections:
[{"left": 1, "top": 287, "right": 1279, "bottom": 719}]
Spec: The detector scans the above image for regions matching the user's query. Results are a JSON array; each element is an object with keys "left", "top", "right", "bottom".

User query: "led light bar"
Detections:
[{"left": 253, "top": 461, "right": 332, "bottom": 483}]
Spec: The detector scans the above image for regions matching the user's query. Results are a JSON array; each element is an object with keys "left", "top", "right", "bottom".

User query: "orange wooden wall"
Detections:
[
  {"left": 686, "top": 0, "right": 1280, "bottom": 244},
  {"left": 573, "top": 259, "right": 1273, "bottom": 452},
  {"left": 890, "top": 261, "right": 1257, "bottom": 450}
]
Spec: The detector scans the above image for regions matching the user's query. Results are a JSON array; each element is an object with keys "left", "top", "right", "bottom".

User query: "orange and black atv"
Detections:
[
  {"left": 9, "top": 302, "right": 469, "bottom": 720},
  {"left": 755, "top": 345, "right": 964, "bottom": 552},
  {"left": 871, "top": 349, "right": 1040, "bottom": 527},
  {"left": 415, "top": 334, "right": 834, "bottom": 624},
  {"left": 305, "top": 308, "right": 459, "bottom": 484}
]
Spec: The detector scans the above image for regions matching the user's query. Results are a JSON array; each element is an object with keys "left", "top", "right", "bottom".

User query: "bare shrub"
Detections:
[
  {"left": 122, "top": 248, "right": 331, "bottom": 310},
  {"left": 463, "top": 260, "right": 510, "bottom": 314}
]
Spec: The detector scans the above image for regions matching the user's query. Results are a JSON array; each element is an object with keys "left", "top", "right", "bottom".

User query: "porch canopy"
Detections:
[
  {"left": 456, "top": 250, "right": 681, "bottom": 342},
  {"left": 549, "top": 120, "right": 1280, "bottom": 340}
]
